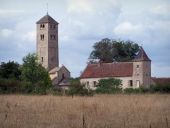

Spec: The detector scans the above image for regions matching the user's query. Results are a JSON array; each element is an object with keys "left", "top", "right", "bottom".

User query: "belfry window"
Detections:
[
  {"left": 40, "top": 34, "right": 44, "bottom": 40},
  {"left": 50, "top": 35, "right": 56, "bottom": 40},
  {"left": 40, "top": 24, "right": 45, "bottom": 29}
]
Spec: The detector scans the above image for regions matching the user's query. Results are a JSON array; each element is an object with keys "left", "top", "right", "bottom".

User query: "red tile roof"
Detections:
[
  {"left": 80, "top": 62, "right": 133, "bottom": 78},
  {"left": 152, "top": 77, "right": 170, "bottom": 85}
]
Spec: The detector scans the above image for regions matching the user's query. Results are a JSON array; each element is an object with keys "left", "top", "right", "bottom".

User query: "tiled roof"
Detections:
[
  {"left": 36, "top": 14, "right": 59, "bottom": 24},
  {"left": 80, "top": 62, "right": 133, "bottom": 78},
  {"left": 134, "top": 47, "right": 151, "bottom": 61},
  {"left": 152, "top": 77, "right": 170, "bottom": 85}
]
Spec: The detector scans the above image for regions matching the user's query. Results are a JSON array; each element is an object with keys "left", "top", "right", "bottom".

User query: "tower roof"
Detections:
[
  {"left": 36, "top": 14, "right": 59, "bottom": 24},
  {"left": 133, "top": 47, "right": 151, "bottom": 61}
]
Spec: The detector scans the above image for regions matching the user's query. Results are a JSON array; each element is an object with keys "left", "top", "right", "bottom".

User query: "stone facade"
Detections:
[
  {"left": 36, "top": 14, "right": 70, "bottom": 86},
  {"left": 36, "top": 15, "right": 59, "bottom": 71}
]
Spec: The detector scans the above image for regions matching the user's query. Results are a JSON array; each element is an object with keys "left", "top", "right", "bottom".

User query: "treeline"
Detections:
[
  {"left": 0, "top": 54, "right": 169, "bottom": 95},
  {"left": 0, "top": 53, "right": 52, "bottom": 95}
]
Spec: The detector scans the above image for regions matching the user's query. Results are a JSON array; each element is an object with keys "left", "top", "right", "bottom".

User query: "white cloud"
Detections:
[
  {"left": 67, "top": 0, "right": 92, "bottom": 13},
  {"left": 114, "top": 22, "right": 144, "bottom": 35},
  {"left": 22, "top": 31, "right": 36, "bottom": 42},
  {"left": 0, "top": 29, "right": 14, "bottom": 38},
  {"left": 151, "top": 4, "right": 170, "bottom": 16}
]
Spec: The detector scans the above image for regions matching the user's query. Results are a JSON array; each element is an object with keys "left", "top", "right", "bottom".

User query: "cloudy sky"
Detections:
[{"left": 0, "top": 0, "right": 170, "bottom": 77}]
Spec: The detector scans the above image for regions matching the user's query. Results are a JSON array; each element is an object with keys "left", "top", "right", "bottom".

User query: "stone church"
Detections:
[
  {"left": 36, "top": 13, "right": 70, "bottom": 88},
  {"left": 80, "top": 47, "right": 152, "bottom": 90}
]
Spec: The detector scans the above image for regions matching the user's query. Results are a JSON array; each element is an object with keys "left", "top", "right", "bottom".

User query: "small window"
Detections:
[
  {"left": 136, "top": 65, "right": 139, "bottom": 68},
  {"left": 87, "top": 81, "right": 89, "bottom": 86},
  {"left": 93, "top": 81, "right": 97, "bottom": 87},
  {"left": 129, "top": 80, "right": 133, "bottom": 87},
  {"left": 50, "top": 35, "right": 56, "bottom": 40},
  {"left": 41, "top": 57, "right": 43, "bottom": 63}
]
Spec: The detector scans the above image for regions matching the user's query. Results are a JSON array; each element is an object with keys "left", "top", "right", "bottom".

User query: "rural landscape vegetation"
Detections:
[
  {"left": 1, "top": 0, "right": 170, "bottom": 128},
  {"left": 0, "top": 38, "right": 170, "bottom": 128}
]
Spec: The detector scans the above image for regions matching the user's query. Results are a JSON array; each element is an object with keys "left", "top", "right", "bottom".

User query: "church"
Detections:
[{"left": 36, "top": 13, "right": 70, "bottom": 88}]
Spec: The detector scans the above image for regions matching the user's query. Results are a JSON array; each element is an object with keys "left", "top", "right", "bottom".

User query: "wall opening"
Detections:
[{"left": 129, "top": 80, "right": 133, "bottom": 87}]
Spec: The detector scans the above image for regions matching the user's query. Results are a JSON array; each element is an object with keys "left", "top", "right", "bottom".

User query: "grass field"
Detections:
[{"left": 0, "top": 94, "right": 170, "bottom": 128}]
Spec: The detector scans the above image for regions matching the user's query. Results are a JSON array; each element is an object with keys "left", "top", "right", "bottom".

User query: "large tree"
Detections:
[
  {"left": 21, "top": 53, "right": 52, "bottom": 87},
  {"left": 89, "top": 38, "right": 139, "bottom": 63},
  {"left": 0, "top": 61, "right": 21, "bottom": 80}
]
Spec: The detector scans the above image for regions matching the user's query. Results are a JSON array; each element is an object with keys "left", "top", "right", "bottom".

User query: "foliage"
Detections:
[
  {"left": 150, "top": 84, "right": 170, "bottom": 93},
  {"left": 68, "top": 78, "right": 93, "bottom": 96},
  {"left": 0, "top": 78, "right": 21, "bottom": 94},
  {"left": 21, "top": 53, "right": 52, "bottom": 88},
  {"left": 89, "top": 38, "right": 139, "bottom": 63},
  {"left": 0, "top": 61, "right": 21, "bottom": 80},
  {"left": 124, "top": 88, "right": 143, "bottom": 94},
  {"left": 96, "top": 78, "right": 122, "bottom": 94}
]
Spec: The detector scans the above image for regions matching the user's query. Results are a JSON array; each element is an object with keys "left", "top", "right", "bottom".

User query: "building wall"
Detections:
[
  {"left": 36, "top": 23, "right": 59, "bottom": 71},
  {"left": 49, "top": 66, "right": 70, "bottom": 85},
  {"left": 80, "top": 77, "right": 134, "bottom": 90},
  {"left": 57, "top": 66, "right": 70, "bottom": 82},
  {"left": 133, "top": 61, "right": 151, "bottom": 88}
]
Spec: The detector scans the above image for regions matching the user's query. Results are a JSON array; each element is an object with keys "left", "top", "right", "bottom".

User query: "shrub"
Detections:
[
  {"left": 95, "top": 78, "right": 122, "bottom": 94},
  {"left": 150, "top": 84, "right": 170, "bottom": 93},
  {"left": 68, "top": 78, "right": 94, "bottom": 96},
  {"left": 124, "top": 88, "right": 142, "bottom": 94},
  {"left": 0, "top": 78, "right": 21, "bottom": 94}
]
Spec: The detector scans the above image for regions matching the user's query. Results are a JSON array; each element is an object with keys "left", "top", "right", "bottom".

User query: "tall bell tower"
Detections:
[{"left": 36, "top": 13, "right": 59, "bottom": 71}]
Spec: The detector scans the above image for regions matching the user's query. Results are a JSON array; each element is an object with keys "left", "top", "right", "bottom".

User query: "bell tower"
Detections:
[{"left": 36, "top": 14, "right": 59, "bottom": 71}]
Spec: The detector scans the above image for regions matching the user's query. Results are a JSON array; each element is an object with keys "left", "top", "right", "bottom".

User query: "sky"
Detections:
[{"left": 0, "top": 0, "right": 170, "bottom": 77}]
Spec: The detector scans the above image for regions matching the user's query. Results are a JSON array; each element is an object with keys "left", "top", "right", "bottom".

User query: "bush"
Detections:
[
  {"left": 124, "top": 88, "right": 142, "bottom": 94},
  {"left": 95, "top": 78, "right": 122, "bottom": 94},
  {"left": 0, "top": 78, "right": 21, "bottom": 94},
  {"left": 68, "top": 78, "right": 94, "bottom": 96},
  {"left": 150, "top": 84, "right": 170, "bottom": 93}
]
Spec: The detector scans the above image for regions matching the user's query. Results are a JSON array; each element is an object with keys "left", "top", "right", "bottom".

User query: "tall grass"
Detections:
[{"left": 0, "top": 94, "right": 170, "bottom": 128}]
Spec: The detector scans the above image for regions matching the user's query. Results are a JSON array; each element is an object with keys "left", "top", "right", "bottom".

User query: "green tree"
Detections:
[
  {"left": 96, "top": 78, "right": 122, "bottom": 94},
  {"left": 21, "top": 53, "right": 52, "bottom": 91},
  {"left": 0, "top": 61, "right": 21, "bottom": 80},
  {"left": 89, "top": 38, "right": 139, "bottom": 63}
]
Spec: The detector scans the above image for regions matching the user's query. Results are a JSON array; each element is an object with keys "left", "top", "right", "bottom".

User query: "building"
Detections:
[
  {"left": 36, "top": 13, "right": 70, "bottom": 88},
  {"left": 80, "top": 47, "right": 151, "bottom": 90}
]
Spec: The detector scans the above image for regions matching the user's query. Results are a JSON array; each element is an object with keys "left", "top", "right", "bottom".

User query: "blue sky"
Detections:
[{"left": 0, "top": 0, "right": 170, "bottom": 77}]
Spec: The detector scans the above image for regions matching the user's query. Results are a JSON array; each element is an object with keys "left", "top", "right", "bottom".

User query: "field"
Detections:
[{"left": 0, "top": 94, "right": 170, "bottom": 128}]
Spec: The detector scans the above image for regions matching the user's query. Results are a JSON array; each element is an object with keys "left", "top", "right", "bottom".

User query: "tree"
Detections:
[
  {"left": 21, "top": 53, "right": 52, "bottom": 89},
  {"left": 95, "top": 78, "right": 122, "bottom": 93},
  {"left": 0, "top": 61, "right": 21, "bottom": 80},
  {"left": 89, "top": 38, "right": 139, "bottom": 63}
]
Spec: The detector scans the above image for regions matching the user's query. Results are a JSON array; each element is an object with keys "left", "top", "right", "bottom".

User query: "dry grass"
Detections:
[{"left": 0, "top": 94, "right": 170, "bottom": 128}]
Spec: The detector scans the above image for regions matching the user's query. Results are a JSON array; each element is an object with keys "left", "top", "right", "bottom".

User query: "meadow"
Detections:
[{"left": 0, "top": 94, "right": 170, "bottom": 128}]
